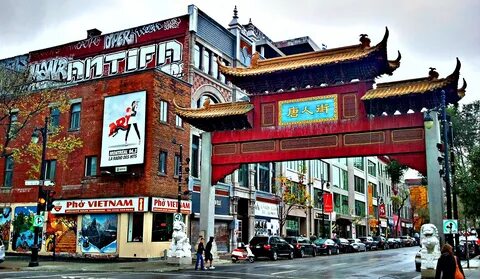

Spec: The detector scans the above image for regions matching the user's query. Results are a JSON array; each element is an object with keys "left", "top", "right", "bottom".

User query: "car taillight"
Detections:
[
  {"left": 264, "top": 244, "right": 271, "bottom": 250},
  {"left": 296, "top": 244, "right": 301, "bottom": 249},
  {"left": 323, "top": 244, "right": 326, "bottom": 248}
]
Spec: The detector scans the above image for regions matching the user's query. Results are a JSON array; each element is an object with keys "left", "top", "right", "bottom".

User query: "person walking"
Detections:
[
  {"left": 205, "top": 236, "right": 215, "bottom": 270},
  {"left": 195, "top": 237, "right": 205, "bottom": 271},
  {"left": 435, "top": 243, "right": 465, "bottom": 279}
]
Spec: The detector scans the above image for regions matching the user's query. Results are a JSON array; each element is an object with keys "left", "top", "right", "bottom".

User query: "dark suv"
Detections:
[
  {"left": 373, "top": 236, "right": 388, "bottom": 250},
  {"left": 249, "top": 236, "right": 294, "bottom": 261},
  {"left": 285, "top": 236, "right": 316, "bottom": 258}
]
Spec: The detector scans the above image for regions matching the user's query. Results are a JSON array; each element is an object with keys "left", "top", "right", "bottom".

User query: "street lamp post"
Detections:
[{"left": 29, "top": 117, "right": 49, "bottom": 267}]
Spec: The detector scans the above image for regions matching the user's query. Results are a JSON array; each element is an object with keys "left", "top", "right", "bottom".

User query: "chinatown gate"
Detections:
[{"left": 175, "top": 28, "right": 466, "bottom": 243}]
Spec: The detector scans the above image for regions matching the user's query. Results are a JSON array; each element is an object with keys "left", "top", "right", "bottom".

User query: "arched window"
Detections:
[{"left": 196, "top": 94, "right": 219, "bottom": 109}]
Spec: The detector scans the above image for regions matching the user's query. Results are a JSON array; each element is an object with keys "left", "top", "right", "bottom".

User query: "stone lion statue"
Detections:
[
  {"left": 167, "top": 220, "right": 192, "bottom": 258},
  {"left": 420, "top": 223, "right": 441, "bottom": 269}
]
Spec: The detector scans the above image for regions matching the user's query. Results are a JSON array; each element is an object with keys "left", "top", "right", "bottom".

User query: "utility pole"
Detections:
[{"left": 440, "top": 90, "right": 453, "bottom": 247}]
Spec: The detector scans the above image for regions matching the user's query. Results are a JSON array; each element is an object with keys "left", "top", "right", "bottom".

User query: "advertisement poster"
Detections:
[
  {"left": 0, "top": 207, "right": 12, "bottom": 250},
  {"left": 46, "top": 213, "right": 77, "bottom": 253},
  {"left": 368, "top": 183, "right": 374, "bottom": 216},
  {"left": 79, "top": 214, "right": 117, "bottom": 254},
  {"left": 100, "top": 91, "right": 146, "bottom": 167},
  {"left": 12, "top": 206, "right": 41, "bottom": 252},
  {"left": 323, "top": 193, "right": 333, "bottom": 213}
]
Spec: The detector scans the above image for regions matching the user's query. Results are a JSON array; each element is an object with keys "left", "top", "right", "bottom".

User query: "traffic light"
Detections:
[
  {"left": 38, "top": 189, "right": 48, "bottom": 211},
  {"left": 46, "top": 190, "right": 56, "bottom": 211},
  {"left": 184, "top": 158, "right": 190, "bottom": 184}
]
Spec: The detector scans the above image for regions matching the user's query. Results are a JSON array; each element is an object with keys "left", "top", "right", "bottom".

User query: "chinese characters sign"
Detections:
[{"left": 278, "top": 95, "right": 337, "bottom": 126}]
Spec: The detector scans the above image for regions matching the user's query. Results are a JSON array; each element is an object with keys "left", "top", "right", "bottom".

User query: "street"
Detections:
[{"left": 0, "top": 247, "right": 420, "bottom": 279}]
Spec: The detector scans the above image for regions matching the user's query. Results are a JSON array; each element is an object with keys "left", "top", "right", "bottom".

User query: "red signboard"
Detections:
[
  {"left": 323, "top": 192, "right": 333, "bottom": 213},
  {"left": 379, "top": 203, "right": 386, "bottom": 218}
]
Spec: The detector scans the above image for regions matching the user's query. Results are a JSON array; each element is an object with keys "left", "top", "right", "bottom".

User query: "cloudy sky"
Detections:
[{"left": 0, "top": 0, "right": 478, "bottom": 104}]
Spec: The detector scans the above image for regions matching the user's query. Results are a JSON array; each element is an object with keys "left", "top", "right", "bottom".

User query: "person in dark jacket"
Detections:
[
  {"left": 195, "top": 237, "right": 205, "bottom": 270},
  {"left": 435, "top": 243, "right": 464, "bottom": 279},
  {"left": 205, "top": 236, "right": 215, "bottom": 269}
]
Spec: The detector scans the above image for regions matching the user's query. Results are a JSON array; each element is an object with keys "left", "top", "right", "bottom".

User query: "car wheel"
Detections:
[
  {"left": 289, "top": 251, "right": 294, "bottom": 259},
  {"left": 249, "top": 256, "right": 255, "bottom": 263},
  {"left": 271, "top": 251, "right": 278, "bottom": 261},
  {"left": 300, "top": 249, "right": 305, "bottom": 258},
  {"left": 232, "top": 257, "right": 237, "bottom": 263}
]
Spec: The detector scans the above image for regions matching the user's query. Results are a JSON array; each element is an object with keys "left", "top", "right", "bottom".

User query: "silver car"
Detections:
[
  {"left": 0, "top": 238, "right": 5, "bottom": 263},
  {"left": 348, "top": 238, "right": 367, "bottom": 252}
]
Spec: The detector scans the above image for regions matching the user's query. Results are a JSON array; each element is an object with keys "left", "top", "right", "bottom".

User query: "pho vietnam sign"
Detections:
[
  {"left": 255, "top": 201, "right": 278, "bottom": 218},
  {"left": 51, "top": 197, "right": 148, "bottom": 214},
  {"left": 152, "top": 197, "right": 192, "bottom": 214}
]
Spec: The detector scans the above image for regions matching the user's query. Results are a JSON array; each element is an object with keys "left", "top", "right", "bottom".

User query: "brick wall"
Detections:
[{"left": 0, "top": 69, "right": 191, "bottom": 204}]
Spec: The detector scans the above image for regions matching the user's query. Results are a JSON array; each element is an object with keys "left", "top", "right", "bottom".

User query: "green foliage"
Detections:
[{"left": 385, "top": 160, "right": 408, "bottom": 186}]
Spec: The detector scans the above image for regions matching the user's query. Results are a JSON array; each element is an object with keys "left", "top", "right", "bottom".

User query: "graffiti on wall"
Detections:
[
  {"left": 12, "top": 206, "right": 41, "bottom": 252},
  {"left": 79, "top": 214, "right": 117, "bottom": 254},
  {"left": 0, "top": 207, "right": 12, "bottom": 250},
  {"left": 0, "top": 55, "right": 28, "bottom": 71},
  {"left": 46, "top": 213, "right": 77, "bottom": 253},
  {"left": 27, "top": 39, "right": 183, "bottom": 90}
]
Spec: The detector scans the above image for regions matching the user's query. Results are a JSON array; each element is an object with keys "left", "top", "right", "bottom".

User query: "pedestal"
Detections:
[{"left": 167, "top": 256, "right": 192, "bottom": 265}]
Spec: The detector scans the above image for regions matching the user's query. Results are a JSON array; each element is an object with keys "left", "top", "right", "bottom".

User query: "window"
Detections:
[
  {"left": 84, "top": 156, "right": 97, "bottom": 176},
  {"left": 159, "top": 100, "right": 168, "bottom": 123},
  {"left": 333, "top": 193, "right": 349, "bottom": 215},
  {"left": 258, "top": 163, "right": 270, "bottom": 192},
  {"left": 371, "top": 182, "right": 378, "bottom": 198},
  {"left": 69, "top": 103, "right": 81, "bottom": 130},
  {"left": 337, "top": 158, "right": 347, "bottom": 165},
  {"left": 314, "top": 188, "right": 322, "bottom": 208},
  {"left": 367, "top": 160, "right": 376, "bottom": 177},
  {"left": 202, "top": 49, "right": 210, "bottom": 74},
  {"left": 158, "top": 151, "right": 167, "bottom": 174},
  {"left": 211, "top": 55, "right": 219, "bottom": 79},
  {"left": 174, "top": 154, "right": 181, "bottom": 177},
  {"left": 332, "top": 166, "right": 348, "bottom": 190},
  {"left": 238, "top": 164, "right": 249, "bottom": 187},
  {"left": 191, "top": 136, "right": 200, "bottom": 177},
  {"left": 354, "top": 176, "right": 365, "bottom": 193},
  {"left": 193, "top": 44, "right": 201, "bottom": 68},
  {"left": 3, "top": 156, "right": 14, "bottom": 187},
  {"left": 50, "top": 107, "right": 60, "bottom": 130},
  {"left": 196, "top": 94, "right": 219, "bottom": 109},
  {"left": 355, "top": 200, "right": 366, "bottom": 216},
  {"left": 175, "top": 115, "right": 183, "bottom": 128},
  {"left": 44, "top": 160, "right": 57, "bottom": 181},
  {"left": 152, "top": 213, "right": 173, "bottom": 242},
  {"left": 8, "top": 111, "right": 19, "bottom": 139},
  {"left": 127, "top": 213, "right": 144, "bottom": 242},
  {"left": 353, "top": 157, "right": 364, "bottom": 170},
  {"left": 240, "top": 47, "right": 251, "bottom": 66}
]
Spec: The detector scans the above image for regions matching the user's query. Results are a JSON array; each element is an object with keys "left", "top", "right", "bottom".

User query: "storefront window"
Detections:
[
  {"left": 286, "top": 218, "right": 299, "bottom": 236},
  {"left": 152, "top": 213, "right": 173, "bottom": 242},
  {"left": 128, "top": 213, "right": 144, "bottom": 242},
  {"left": 258, "top": 163, "right": 270, "bottom": 192}
]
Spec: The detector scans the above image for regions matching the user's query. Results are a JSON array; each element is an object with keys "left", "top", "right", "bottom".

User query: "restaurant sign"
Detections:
[
  {"left": 151, "top": 197, "right": 192, "bottom": 214},
  {"left": 51, "top": 197, "right": 148, "bottom": 214}
]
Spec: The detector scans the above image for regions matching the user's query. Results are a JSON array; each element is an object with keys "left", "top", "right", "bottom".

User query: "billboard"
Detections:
[{"left": 100, "top": 91, "right": 146, "bottom": 167}]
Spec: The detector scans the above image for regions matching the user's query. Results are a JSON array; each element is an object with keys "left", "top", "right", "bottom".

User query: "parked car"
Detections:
[
  {"left": 314, "top": 238, "right": 339, "bottom": 255},
  {"left": 373, "top": 236, "right": 388, "bottom": 250},
  {"left": 387, "top": 238, "right": 399, "bottom": 249},
  {"left": 348, "top": 238, "right": 367, "bottom": 252},
  {"left": 249, "top": 236, "right": 294, "bottom": 261},
  {"left": 0, "top": 238, "right": 5, "bottom": 263},
  {"left": 456, "top": 240, "right": 479, "bottom": 260},
  {"left": 332, "top": 238, "right": 351, "bottom": 253},
  {"left": 359, "top": 237, "right": 378, "bottom": 251},
  {"left": 394, "top": 238, "right": 404, "bottom": 248},
  {"left": 285, "top": 236, "right": 316, "bottom": 258},
  {"left": 400, "top": 236, "right": 414, "bottom": 247},
  {"left": 415, "top": 249, "right": 421, "bottom": 272}
]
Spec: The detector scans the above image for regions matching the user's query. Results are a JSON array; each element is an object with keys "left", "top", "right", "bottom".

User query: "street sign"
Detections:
[
  {"left": 443, "top": 219, "right": 458, "bottom": 234},
  {"left": 25, "top": 180, "right": 54, "bottom": 186},
  {"left": 33, "top": 215, "right": 45, "bottom": 227}
]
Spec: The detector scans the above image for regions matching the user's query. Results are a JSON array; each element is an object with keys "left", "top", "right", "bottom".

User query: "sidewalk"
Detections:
[{"left": 0, "top": 255, "right": 231, "bottom": 273}]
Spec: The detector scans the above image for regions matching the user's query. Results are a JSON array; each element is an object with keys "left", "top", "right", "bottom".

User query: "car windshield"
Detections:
[
  {"left": 314, "top": 239, "right": 326, "bottom": 245},
  {"left": 284, "top": 237, "right": 296, "bottom": 244},
  {"left": 250, "top": 237, "right": 268, "bottom": 246}
]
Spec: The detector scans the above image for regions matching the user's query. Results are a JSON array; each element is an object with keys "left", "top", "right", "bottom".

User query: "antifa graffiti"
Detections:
[{"left": 27, "top": 40, "right": 183, "bottom": 90}]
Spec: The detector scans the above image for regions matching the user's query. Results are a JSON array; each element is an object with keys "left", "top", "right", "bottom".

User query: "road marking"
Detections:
[
  {"left": 330, "top": 263, "right": 347, "bottom": 266},
  {"left": 271, "top": 269, "right": 297, "bottom": 275}
]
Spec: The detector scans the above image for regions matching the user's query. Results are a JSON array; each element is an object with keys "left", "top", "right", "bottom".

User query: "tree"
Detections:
[
  {"left": 450, "top": 101, "right": 480, "bottom": 225},
  {"left": 0, "top": 66, "right": 82, "bottom": 176},
  {"left": 385, "top": 159, "right": 409, "bottom": 236},
  {"left": 274, "top": 162, "right": 312, "bottom": 236}
]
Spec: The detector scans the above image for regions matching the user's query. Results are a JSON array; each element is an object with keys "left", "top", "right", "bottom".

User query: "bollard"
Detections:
[{"left": 163, "top": 249, "right": 168, "bottom": 260}]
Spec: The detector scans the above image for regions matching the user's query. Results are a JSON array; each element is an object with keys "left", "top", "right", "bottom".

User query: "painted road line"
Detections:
[{"left": 270, "top": 269, "right": 297, "bottom": 275}]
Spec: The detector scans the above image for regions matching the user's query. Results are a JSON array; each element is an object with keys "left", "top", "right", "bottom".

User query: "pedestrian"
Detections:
[
  {"left": 205, "top": 236, "right": 215, "bottom": 269},
  {"left": 435, "top": 243, "right": 465, "bottom": 279},
  {"left": 195, "top": 237, "right": 205, "bottom": 271}
]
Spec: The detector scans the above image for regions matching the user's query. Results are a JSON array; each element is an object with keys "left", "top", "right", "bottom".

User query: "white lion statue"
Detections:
[
  {"left": 167, "top": 220, "right": 192, "bottom": 258},
  {"left": 420, "top": 223, "right": 441, "bottom": 270}
]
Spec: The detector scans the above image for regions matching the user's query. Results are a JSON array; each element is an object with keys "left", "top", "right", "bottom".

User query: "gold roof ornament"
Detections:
[{"left": 362, "top": 58, "right": 465, "bottom": 101}]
